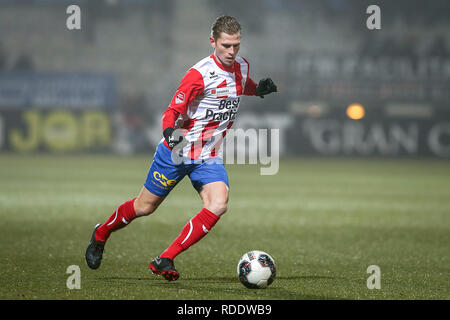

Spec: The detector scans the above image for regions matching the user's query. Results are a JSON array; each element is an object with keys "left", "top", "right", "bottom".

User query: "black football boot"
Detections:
[
  {"left": 149, "top": 256, "right": 179, "bottom": 281},
  {"left": 85, "top": 224, "right": 105, "bottom": 270}
]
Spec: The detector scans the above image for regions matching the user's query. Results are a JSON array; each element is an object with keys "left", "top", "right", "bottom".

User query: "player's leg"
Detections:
[
  {"left": 134, "top": 186, "right": 166, "bottom": 216},
  {"left": 157, "top": 180, "right": 228, "bottom": 259},
  {"left": 86, "top": 142, "right": 182, "bottom": 270},
  {"left": 166, "top": 181, "right": 228, "bottom": 251},
  {"left": 198, "top": 181, "right": 229, "bottom": 216},
  {"left": 95, "top": 186, "right": 165, "bottom": 242},
  {"left": 150, "top": 182, "right": 228, "bottom": 281},
  {"left": 150, "top": 161, "right": 229, "bottom": 280},
  {"left": 85, "top": 188, "right": 165, "bottom": 270}
]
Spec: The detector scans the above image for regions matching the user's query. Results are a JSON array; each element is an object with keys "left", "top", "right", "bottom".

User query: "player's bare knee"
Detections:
[
  {"left": 206, "top": 200, "right": 228, "bottom": 216},
  {"left": 135, "top": 202, "right": 157, "bottom": 216},
  {"left": 217, "top": 203, "right": 228, "bottom": 216}
]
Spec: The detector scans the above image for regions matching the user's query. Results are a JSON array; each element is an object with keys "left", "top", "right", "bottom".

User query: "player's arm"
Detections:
[
  {"left": 162, "top": 68, "right": 204, "bottom": 149},
  {"left": 243, "top": 77, "right": 258, "bottom": 96}
]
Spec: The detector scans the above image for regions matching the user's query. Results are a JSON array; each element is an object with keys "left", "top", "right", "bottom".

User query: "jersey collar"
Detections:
[{"left": 210, "top": 54, "right": 235, "bottom": 73}]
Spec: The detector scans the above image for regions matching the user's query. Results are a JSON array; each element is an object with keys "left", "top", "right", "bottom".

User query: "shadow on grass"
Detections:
[
  {"left": 98, "top": 274, "right": 335, "bottom": 282},
  {"left": 95, "top": 274, "right": 340, "bottom": 299}
]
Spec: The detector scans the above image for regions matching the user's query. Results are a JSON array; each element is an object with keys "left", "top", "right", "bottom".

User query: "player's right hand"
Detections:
[{"left": 163, "top": 127, "right": 184, "bottom": 150}]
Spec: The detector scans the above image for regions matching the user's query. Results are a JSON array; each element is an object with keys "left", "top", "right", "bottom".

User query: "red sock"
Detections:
[
  {"left": 160, "top": 208, "right": 220, "bottom": 260},
  {"left": 95, "top": 198, "right": 137, "bottom": 242}
]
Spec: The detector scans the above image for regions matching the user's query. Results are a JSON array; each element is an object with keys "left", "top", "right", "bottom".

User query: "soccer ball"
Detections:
[{"left": 237, "top": 250, "right": 276, "bottom": 289}]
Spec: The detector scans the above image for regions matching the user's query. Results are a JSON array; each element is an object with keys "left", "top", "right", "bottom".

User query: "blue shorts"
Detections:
[{"left": 144, "top": 143, "right": 229, "bottom": 197}]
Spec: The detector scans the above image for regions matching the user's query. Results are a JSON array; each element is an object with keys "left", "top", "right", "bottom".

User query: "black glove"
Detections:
[
  {"left": 163, "top": 127, "right": 183, "bottom": 150},
  {"left": 256, "top": 78, "right": 277, "bottom": 98}
]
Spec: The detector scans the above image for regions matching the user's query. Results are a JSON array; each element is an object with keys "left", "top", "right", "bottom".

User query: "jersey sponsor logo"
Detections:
[
  {"left": 205, "top": 108, "right": 238, "bottom": 121},
  {"left": 218, "top": 97, "right": 240, "bottom": 109},
  {"left": 153, "top": 171, "right": 177, "bottom": 187},
  {"left": 210, "top": 87, "right": 230, "bottom": 98},
  {"left": 205, "top": 97, "right": 240, "bottom": 121},
  {"left": 175, "top": 91, "right": 185, "bottom": 104}
]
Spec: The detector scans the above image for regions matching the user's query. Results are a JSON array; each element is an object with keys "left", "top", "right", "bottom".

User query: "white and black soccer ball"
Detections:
[{"left": 237, "top": 250, "right": 276, "bottom": 289}]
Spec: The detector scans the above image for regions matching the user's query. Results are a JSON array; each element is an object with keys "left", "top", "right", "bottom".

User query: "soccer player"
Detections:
[{"left": 85, "top": 15, "right": 277, "bottom": 281}]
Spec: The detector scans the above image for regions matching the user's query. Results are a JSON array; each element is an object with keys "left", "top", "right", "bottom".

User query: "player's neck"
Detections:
[{"left": 211, "top": 53, "right": 234, "bottom": 72}]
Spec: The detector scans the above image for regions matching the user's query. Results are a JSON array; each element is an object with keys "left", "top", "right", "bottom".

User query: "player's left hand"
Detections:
[
  {"left": 163, "top": 127, "right": 184, "bottom": 150},
  {"left": 256, "top": 78, "right": 277, "bottom": 98}
]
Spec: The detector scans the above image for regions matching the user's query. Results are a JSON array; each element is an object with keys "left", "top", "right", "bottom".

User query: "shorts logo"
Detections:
[
  {"left": 175, "top": 91, "right": 185, "bottom": 104},
  {"left": 153, "top": 171, "right": 177, "bottom": 187}
]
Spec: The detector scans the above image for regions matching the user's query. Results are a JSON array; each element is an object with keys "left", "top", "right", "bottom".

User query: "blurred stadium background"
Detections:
[
  {"left": 0, "top": 0, "right": 449, "bottom": 158},
  {"left": 1, "top": 0, "right": 450, "bottom": 300}
]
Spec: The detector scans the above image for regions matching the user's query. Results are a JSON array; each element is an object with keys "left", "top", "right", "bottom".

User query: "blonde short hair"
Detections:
[{"left": 211, "top": 15, "right": 241, "bottom": 40}]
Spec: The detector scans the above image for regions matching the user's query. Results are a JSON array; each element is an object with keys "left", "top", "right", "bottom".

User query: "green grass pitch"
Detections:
[{"left": 0, "top": 154, "right": 449, "bottom": 300}]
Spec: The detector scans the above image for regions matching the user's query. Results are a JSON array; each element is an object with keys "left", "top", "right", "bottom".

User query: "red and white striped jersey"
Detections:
[{"left": 161, "top": 54, "right": 258, "bottom": 160}]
